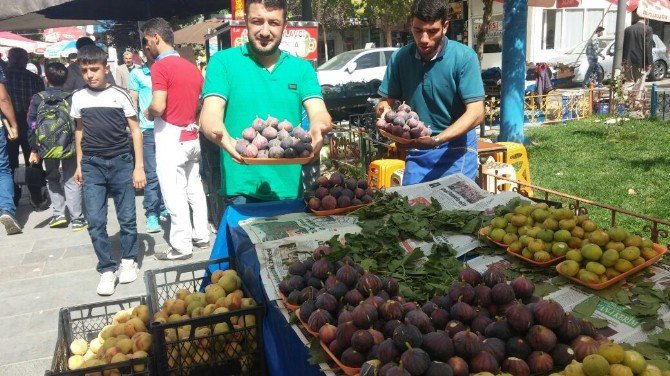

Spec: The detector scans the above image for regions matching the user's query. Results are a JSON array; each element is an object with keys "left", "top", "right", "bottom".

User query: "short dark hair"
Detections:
[
  {"left": 76, "top": 37, "right": 95, "bottom": 50},
  {"left": 410, "top": 0, "right": 448, "bottom": 23},
  {"left": 77, "top": 45, "right": 108, "bottom": 66},
  {"left": 45, "top": 62, "right": 68, "bottom": 86},
  {"left": 595, "top": 26, "right": 605, "bottom": 33},
  {"left": 244, "top": 0, "right": 288, "bottom": 20},
  {"left": 7, "top": 47, "right": 29, "bottom": 67},
  {"left": 141, "top": 18, "right": 174, "bottom": 46}
]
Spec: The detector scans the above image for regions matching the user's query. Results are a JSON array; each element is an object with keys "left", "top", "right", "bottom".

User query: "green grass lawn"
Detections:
[{"left": 524, "top": 117, "right": 670, "bottom": 237}]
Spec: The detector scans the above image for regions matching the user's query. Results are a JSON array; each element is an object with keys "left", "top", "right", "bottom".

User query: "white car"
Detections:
[
  {"left": 546, "top": 35, "right": 669, "bottom": 86},
  {"left": 317, "top": 47, "right": 397, "bottom": 87}
]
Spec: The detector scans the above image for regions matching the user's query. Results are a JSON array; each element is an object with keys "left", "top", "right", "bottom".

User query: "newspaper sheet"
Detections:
[
  {"left": 400, "top": 233, "right": 486, "bottom": 258},
  {"left": 386, "top": 173, "right": 527, "bottom": 212},
  {"left": 240, "top": 212, "right": 360, "bottom": 245},
  {"left": 257, "top": 238, "right": 330, "bottom": 301}
]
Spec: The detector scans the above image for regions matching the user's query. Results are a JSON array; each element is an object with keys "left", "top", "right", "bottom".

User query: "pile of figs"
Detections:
[
  {"left": 377, "top": 102, "right": 432, "bottom": 140},
  {"left": 280, "top": 249, "right": 607, "bottom": 376},
  {"left": 235, "top": 115, "right": 313, "bottom": 159},
  {"left": 305, "top": 172, "right": 375, "bottom": 211}
]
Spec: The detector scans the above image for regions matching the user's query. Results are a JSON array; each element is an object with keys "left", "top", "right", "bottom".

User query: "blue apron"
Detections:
[{"left": 402, "top": 144, "right": 478, "bottom": 185}]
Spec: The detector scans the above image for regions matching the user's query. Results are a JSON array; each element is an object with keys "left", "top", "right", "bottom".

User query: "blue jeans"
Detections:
[
  {"left": 141, "top": 129, "right": 164, "bottom": 217},
  {"left": 81, "top": 153, "right": 138, "bottom": 273},
  {"left": 0, "top": 131, "right": 15, "bottom": 216},
  {"left": 583, "top": 60, "right": 602, "bottom": 87}
]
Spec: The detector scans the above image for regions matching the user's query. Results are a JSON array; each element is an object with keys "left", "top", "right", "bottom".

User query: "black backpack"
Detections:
[{"left": 35, "top": 90, "right": 74, "bottom": 159}]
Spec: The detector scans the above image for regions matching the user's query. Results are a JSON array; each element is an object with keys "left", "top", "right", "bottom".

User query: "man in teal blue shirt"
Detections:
[
  {"left": 200, "top": 0, "right": 331, "bottom": 202},
  {"left": 376, "top": 0, "right": 485, "bottom": 184},
  {"left": 128, "top": 43, "right": 165, "bottom": 233}
]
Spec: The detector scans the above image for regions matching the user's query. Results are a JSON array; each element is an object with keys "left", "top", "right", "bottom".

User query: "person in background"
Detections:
[
  {"left": 63, "top": 37, "right": 115, "bottom": 91},
  {"left": 199, "top": 0, "right": 331, "bottom": 203},
  {"left": 71, "top": 45, "right": 145, "bottom": 295},
  {"left": 26, "top": 62, "right": 39, "bottom": 76},
  {"left": 66, "top": 53, "right": 77, "bottom": 67},
  {"left": 0, "top": 65, "right": 22, "bottom": 235},
  {"left": 38, "top": 56, "right": 46, "bottom": 79},
  {"left": 27, "top": 62, "right": 87, "bottom": 231},
  {"left": 128, "top": 40, "right": 167, "bottom": 234},
  {"left": 198, "top": 61, "right": 207, "bottom": 78},
  {"left": 583, "top": 26, "right": 605, "bottom": 88},
  {"left": 4, "top": 47, "right": 47, "bottom": 209},
  {"left": 116, "top": 51, "right": 139, "bottom": 90},
  {"left": 142, "top": 17, "right": 209, "bottom": 261},
  {"left": 375, "top": 0, "right": 485, "bottom": 184},
  {"left": 623, "top": 12, "right": 653, "bottom": 92}
]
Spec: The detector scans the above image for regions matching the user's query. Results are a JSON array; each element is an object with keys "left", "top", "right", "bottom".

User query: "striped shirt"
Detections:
[{"left": 70, "top": 84, "right": 136, "bottom": 157}]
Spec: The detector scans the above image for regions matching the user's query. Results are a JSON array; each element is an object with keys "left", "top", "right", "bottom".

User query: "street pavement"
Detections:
[{"left": 0, "top": 189, "right": 215, "bottom": 375}]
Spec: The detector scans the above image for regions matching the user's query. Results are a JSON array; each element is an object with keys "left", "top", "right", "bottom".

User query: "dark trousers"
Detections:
[
  {"left": 81, "top": 153, "right": 138, "bottom": 273},
  {"left": 7, "top": 112, "right": 44, "bottom": 204},
  {"left": 141, "top": 129, "right": 164, "bottom": 217}
]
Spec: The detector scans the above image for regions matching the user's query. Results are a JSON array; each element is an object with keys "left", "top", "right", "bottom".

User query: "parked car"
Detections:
[
  {"left": 545, "top": 34, "right": 669, "bottom": 86},
  {"left": 317, "top": 47, "right": 397, "bottom": 120},
  {"left": 317, "top": 47, "right": 397, "bottom": 87}
]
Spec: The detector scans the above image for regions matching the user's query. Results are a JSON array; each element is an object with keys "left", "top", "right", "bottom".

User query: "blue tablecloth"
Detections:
[{"left": 209, "top": 199, "right": 324, "bottom": 376}]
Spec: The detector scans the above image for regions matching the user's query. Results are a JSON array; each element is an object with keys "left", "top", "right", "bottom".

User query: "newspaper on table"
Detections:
[
  {"left": 257, "top": 238, "right": 347, "bottom": 301},
  {"left": 240, "top": 212, "right": 359, "bottom": 245},
  {"left": 386, "top": 173, "right": 526, "bottom": 213}
]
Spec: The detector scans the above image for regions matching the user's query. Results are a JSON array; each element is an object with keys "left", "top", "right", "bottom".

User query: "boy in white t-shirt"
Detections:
[{"left": 71, "top": 45, "right": 146, "bottom": 296}]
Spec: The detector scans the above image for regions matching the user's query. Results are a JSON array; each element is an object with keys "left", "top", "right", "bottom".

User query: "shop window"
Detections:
[
  {"left": 543, "top": 9, "right": 560, "bottom": 49},
  {"left": 585, "top": 9, "right": 604, "bottom": 35},
  {"left": 564, "top": 10, "right": 584, "bottom": 47},
  {"left": 544, "top": 8, "right": 613, "bottom": 50}
]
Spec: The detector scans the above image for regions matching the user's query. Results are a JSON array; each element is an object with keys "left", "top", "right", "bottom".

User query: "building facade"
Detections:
[
  {"left": 468, "top": 0, "right": 631, "bottom": 69},
  {"left": 316, "top": 1, "right": 666, "bottom": 70}
]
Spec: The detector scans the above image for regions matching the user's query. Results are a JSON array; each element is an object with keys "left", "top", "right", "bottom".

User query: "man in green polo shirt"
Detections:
[
  {"left": 376, "top": 0, "right": 485, "bottom": 184},
  {"left": 200, "top": 0, "right": 331, "bottom": 203}
]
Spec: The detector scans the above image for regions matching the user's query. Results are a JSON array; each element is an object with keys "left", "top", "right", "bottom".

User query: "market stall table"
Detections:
[{"left": 208, "top": 199, "right": 325, "bottom": 376}]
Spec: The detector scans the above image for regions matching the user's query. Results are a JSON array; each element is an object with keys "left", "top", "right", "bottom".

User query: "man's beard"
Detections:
[{"left": 248, "top": 38, "right": 281, "bottom": 57}]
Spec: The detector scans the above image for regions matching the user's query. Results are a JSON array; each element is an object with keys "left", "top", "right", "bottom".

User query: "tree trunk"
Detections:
[
  {"left": 322, "top": 25, "right": 329, "bottom": 61},
  {"left": 475, "top": 0, "right": 493, "bottom": 63},
  {"left": 384, "top": 26, "right": 393, "bottom": 47}
]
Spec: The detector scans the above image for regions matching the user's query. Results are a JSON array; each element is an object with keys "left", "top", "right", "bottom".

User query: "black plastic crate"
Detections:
[
  {"left": 46, "top": 295, "right": 153, "bottom": 376},
  {"left": 145, "top": 258, "right": 266, "bottom": 376}
]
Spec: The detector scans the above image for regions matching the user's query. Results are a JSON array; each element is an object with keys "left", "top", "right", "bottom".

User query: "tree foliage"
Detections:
[
  {"left": 363, "top": 0, "right": 411, "bottom": 46},
  {"left": 312, "top": 0, "right": 358, "bottom": 31},
  {"left": 96, "top": 21, "right": 142, "bottom": 60}
]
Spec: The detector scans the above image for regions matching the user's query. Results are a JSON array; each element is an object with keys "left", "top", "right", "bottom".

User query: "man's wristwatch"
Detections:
[{"left": 432, "top": 136, "right": 441, "bottom": 147}]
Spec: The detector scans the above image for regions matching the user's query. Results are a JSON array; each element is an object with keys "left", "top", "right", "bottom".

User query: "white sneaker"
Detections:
[
  {"left": 118, "top": 259, "right": 139, "bottom": 284},
  {"left": 97, "top": 271, "right": 118, "bottom": 296}
]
